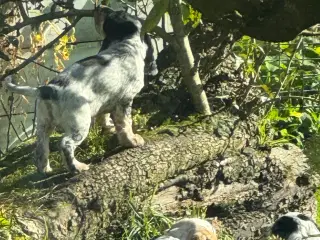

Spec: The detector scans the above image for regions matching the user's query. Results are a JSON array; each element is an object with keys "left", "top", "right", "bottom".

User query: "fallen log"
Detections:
[{"left": 1, "top": 114, "right": 250, "bottom": 239}]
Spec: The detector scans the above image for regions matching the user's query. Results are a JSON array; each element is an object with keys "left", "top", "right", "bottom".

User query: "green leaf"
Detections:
[
  {"left": 141, "top": 0, "right": 169, "bottom": 35},
  {"left": 265, "top": 61, "right": 279, "bottom": 72},
  {"left": 280, "top": 128, "right": 288, "bottom": 137},
  {"left": 181, "top": 2, "right": 202, "bottom": 28}
]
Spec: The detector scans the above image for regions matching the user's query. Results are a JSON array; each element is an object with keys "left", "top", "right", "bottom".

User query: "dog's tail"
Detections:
[{"left": 3, "top": 75, "right": 39, "bottom": 98}]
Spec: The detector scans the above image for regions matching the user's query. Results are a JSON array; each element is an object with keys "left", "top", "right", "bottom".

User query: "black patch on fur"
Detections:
[
  {"left": 77, "top": 55, "right": 110, "bottom": 67},
  {"left": 297, "top": 214, "right": 320, "bottom": 232},
  {"left": 99, "top": 38, "right": 112, "bottom": 53},
  {"left": 49, "top": 77, "right": 69, "bottom": 88},
  {"left": 297, "top": 214, "right": 312, "bottom": 221},
  {"left": 103, "top": 11, "right": 139, "bottom": 43},
  {"left": 271, "top": 216, "right": 298, "bottom": 240},
  {"left": 38, "top": 86, "right": 58, "bottom": 100}
]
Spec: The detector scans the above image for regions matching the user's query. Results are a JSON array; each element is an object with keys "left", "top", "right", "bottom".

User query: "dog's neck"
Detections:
[{"left": 99, "top": 34, "right": 146, "bottom": 60}]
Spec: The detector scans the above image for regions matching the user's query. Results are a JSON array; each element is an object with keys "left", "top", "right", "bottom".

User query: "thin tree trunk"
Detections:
[{"left": 168, "top": 0, "right": 211, "bottom": 115}]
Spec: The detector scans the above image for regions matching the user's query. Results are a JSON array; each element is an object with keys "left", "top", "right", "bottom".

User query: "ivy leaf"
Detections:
[{"left": 141, "top": 0, "right": 169, "bottom": 35}]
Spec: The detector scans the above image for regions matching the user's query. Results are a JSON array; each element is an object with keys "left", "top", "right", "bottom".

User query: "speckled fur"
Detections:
[{"left": 3, "top": 10, "right": 147, "bottom": 174}]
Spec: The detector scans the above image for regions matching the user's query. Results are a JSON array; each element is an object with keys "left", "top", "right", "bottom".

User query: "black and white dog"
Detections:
[
  {"left": 93, "top": 7, "right": 158, "bottom": 131},
  {"left": 272, "top": 212, "right": 320, "bottom": 239},
  {"left": 3, "top": 10, "right": 152, "bottom": 174}
]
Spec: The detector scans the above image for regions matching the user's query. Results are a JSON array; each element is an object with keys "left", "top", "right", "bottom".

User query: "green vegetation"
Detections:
[{"left": 233, "top": 36, "right": 320, "bottom": 148}]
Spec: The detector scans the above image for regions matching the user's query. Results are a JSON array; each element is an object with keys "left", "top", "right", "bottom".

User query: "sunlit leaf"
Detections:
[
  {"left": 60, "top": 35, "right": 69, "bottom": 44},
  {"left": 279, "top": 42, "right": 289, "bottom": 50},
  {"left": 34, "top": 34, "right": 42, "bottom": 42},
  {"left": 289, "top": 111, "right": 303, "bottom": 118},
  {"left": 181, "top": 3, "right": 202, "bottom": 28}
]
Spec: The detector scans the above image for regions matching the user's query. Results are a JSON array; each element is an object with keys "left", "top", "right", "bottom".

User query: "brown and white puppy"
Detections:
[{"left": 156, "top": 218, "right": 218, "bottom": 240}]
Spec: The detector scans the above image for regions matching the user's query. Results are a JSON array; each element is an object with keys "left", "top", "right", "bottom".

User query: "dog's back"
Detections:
[{"left": 47, "top": 34, "right": 146, "bottom": 118}]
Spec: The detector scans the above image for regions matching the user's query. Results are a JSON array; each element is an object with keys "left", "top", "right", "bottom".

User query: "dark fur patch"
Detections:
[
  {"left": 297, "top": 214, "right": 312, "bottom": 221},
  {"left": 297, "top": 214, "right": 320, "bottom": 232},
  {"left": 99, "top": 38, "right": 112, "bottom": 53},
  {"left": 103, "top": 11, "right": 139, "bottom": 43},
  {"left": 272, "top": 216, "right": 298, "bottom": 239},
  {"left": 49, "top": 77, "right": 69, "bottom": 88},
  {"left": 77, "top": 55, "right": 110, "bottom": 67},
  {"left": 39, "top": 86, "right": 58, "bottom": 100}
]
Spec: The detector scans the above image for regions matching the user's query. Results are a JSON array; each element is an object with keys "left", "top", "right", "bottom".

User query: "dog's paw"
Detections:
[
  {"left": 132, "top": 134, "right": 145, "bottom": 147},
  {"left": 37, "top": 165, "right": 53, "bottom": 174},
  {"left": 72, "top": 161, "right": 90, "bottom": 173}
]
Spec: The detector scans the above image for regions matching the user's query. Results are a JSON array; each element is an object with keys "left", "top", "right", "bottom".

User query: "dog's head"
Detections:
[
  {"left": 94, "top": 7, "right": 158, "bottom": 76},
  {"left": 271, "top": 212, "right": 320, "bottom": 240},
  {"left": 94, "top": 7, "right": 142, "bottom": 41}
]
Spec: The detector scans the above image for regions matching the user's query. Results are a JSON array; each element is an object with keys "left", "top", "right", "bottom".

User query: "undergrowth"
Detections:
[{"left": 117, "top": 193, "right": 234, "bottom": 240}]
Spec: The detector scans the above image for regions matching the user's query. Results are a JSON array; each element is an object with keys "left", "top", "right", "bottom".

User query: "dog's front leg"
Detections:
[
  {"left": 96, "top": 113, "right": 116, "bottom": 133},
  {"left": 60, "top": 128, "right": 90, "bottom": 173},
  {"left": 111, "top": 102, "right": 144, "bottom": 147}
]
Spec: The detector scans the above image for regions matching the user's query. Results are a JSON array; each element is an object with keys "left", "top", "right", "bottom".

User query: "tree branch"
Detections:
[
  {"left": 152, "top": 26, "right": 174, "bottom": 44},
  {"left": 2, "top": 9, "right": 94, "bottom": 34},
  {"left": 16, "top": 1, "right": 28, "bottom": 20},
  {"left": 299, "top": 30, "right": 320, "bottom": 36},
  {"left": 0, "top": 16, "right": 82, "bottom": 82}
]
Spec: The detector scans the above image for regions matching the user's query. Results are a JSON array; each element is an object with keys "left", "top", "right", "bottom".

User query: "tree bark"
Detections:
[
  {"left": 1, "top": 114, "right": 248, "bottom": 239},
  {"left": 168, "top": 0, "right": 211, "bottom": 115},
  {"left": 186, "top": 0, "right": 320, "bottom": 42}
]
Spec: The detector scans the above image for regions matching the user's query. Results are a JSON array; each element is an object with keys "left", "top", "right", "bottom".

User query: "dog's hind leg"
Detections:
[
  {"left": 34, "top": 102, "right": 54, "bottom": 174},
  {"left": 111, "top": 102, "right": 145, "bottom": 147},
  {"left": 35, "top": 122, "right": 54, "bottom": 174},
  {"left": 60, "top": 108, "right": 91, "bottom": 173}
]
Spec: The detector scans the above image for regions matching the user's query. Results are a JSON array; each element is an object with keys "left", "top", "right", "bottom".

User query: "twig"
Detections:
[
  {"left": 0, "top": 97, "right": 23, "bottom": 151},
  {"left": 299, "top": 30, "right": 320, "bottom": 37},
  {"left": 20, "top": 121, "right": 29, "bottom": 138},
  {"left": 16, "top": 1, "right": 28, "bottom": 20},
  {"left": 118, "top": 0, "right": 136, "bottom": 11},
  {"left": 3, "top": 9, "right": 94, "bottom": 34},
  {"left": 0, "top": 111, "right": 34, "bottom": 118},
  {"left": 16, "top": 56, "right": 60, "bottom": 74},
  {"left": 1, "top": 16, "right": 82, "bottom": 82},
  {"left": 66, "top": 39, "right": 103, "bottom": 45}
]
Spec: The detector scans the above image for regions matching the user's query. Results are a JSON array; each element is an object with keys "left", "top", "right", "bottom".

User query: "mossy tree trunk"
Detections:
[{"left": 2, "top": 114, "right": 250, "bottom": 240}]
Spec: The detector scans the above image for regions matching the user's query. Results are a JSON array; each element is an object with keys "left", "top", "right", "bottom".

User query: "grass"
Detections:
[{"left": 116, "top": 192, "right": 235, "bottom": 240}]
